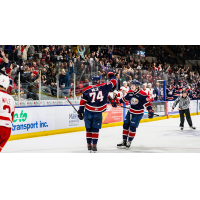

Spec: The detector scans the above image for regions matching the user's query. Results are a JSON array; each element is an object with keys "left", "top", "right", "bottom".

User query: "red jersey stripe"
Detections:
[
  {"left": 129, "top": 108, "right": 144, "bottom": 114},
  {"left": 0, "top": 116, "right": 11, "bottom": 122},
  {"left": 85, "top": 104, "right": 107, "bottom": 112}
]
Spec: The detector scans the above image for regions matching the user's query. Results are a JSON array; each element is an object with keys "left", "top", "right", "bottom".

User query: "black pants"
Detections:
[{"left": 179, "top": 109, "right": 192, "bottom": 127}]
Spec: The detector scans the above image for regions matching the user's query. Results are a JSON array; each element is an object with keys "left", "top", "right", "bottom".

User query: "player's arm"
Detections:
[
  {"left": 0, "top": 50, "right": 8, "bottom": 64},
  {"left": 142, "top": 95, "right": 154, "bottom": 119},
  {"left": 104, "top": 72, "right": 117, "bottom": 92},
  {"left": 78, "top": 92, "right": 87, "bottom": 120},
  {"left": 119, "top": 92, "right": 130, "bottom": 104},
  {"left": 171, "top": 97, "right": 180, "bottom": 111}
]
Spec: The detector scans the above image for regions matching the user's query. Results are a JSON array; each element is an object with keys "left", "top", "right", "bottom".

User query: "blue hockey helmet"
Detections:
[
  {"left": 91, "top": 76, "right": 100, "bottom": 84},
  {"left": 130, "top": 79, "right": 140, "bottom": 86}
]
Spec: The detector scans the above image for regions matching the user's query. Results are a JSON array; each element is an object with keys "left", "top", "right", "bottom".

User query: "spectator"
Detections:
[
  {"left": 59, "top": 63, "right": 74, "bottom": 89},
  {"left": 27, "top": 85, "right": 39, "bottom": 100},
  {"left": 21, "top": 45, "right": 30, "bottom": 61},
  {"left": 27, "top": 45, "right": 35, "bottom": 57},
  {"left": 77, "top": 45, "right": 85, "bottom": 60},
  {"left": 0, "top": 50, "right": 9, "bottom": 70}
]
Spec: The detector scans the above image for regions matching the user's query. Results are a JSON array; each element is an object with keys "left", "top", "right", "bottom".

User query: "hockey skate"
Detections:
[
  {"left": 180, "top": 127, "right": 183, "bottom": 131},
  {"left": 92, "top": 145, "right": 97, "bottom": 153},
  {"left": 117, "top": 140, "right": 127, "bottom": 149},
  {"left": 190, "top": 126, "right": 196, "bottom": 130},
  {"left": 125, "top": 141, "right": 131, "bottom": 150},
  {"left": 88, "top": 144, "right": 92, "bottom": 153}
]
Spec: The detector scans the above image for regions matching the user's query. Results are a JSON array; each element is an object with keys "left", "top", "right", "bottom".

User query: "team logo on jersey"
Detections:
[{"left": 131, "top": 97, "right": 139, "bottom": 105}]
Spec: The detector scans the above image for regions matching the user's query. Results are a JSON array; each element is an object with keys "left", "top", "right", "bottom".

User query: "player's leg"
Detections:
[
  {"left": 126, "top": 113, "right": 143, "bottom": 149},
  {"left": 117, "top": 111, "right": 131, "bottom": 148},
  {"left": 0, "top": 126, "right": 11, "bottom": 152},
  {"left": 91, "top": 128, "right": 99, "bottom": 152},
  {"left": 179, "top": 110, "right": 184, "bottom": 130},
  {"left": 185, "top": 109, "right": 196, "bottom": 129},
  {"left": 86, "top": 128, "right": 92, "bottom": 150},
  {"left": 91, "top": 112, "right": 103, "bottom": 152},
  {"left": 84, "top": 110, "right": 93, "bottom": 151}
]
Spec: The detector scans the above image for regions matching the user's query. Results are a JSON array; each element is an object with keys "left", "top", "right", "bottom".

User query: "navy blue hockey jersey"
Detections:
[
  {"left": 119, "top": 89, "right": 152, "bottom": 114},
  {"left": 166, "top": 88, "right": 174, "bottom": 100},
  {"left": 79, "top": 79, "right": 117, "bottom": 113},
  {"left": 173, "top": 87, "right": 179, "bottom": 98}
]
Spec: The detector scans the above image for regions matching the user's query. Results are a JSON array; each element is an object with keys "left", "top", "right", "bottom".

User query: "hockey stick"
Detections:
[{"left": 64, "top": 96, "right": 79, "bottom": 114}]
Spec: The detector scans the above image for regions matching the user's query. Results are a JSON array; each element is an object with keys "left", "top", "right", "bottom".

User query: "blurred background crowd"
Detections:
[{"left": 0, "top": 45, "right": 200, "bottom": 102}]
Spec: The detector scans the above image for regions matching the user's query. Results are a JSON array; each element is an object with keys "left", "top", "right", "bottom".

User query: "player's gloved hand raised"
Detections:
[
  {"left": 148, "top": 109, "right": 154, "bottom": 119},
  {"left": 108, "top": 72, "right": 116, "bottom": 80},
  {"left": 78, "top": 111, "right": 84, "bottom": 120},
  {"left": 108, "top": 72, "right": 115, "bottom": 78}
]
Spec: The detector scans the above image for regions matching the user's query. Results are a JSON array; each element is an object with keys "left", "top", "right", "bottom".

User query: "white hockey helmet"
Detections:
[
  {"left": 113, "top": 90, "right": 118, "bottom": 94},
  {"left": 0, "top": 74, "right": 10, "bottom": 90}
]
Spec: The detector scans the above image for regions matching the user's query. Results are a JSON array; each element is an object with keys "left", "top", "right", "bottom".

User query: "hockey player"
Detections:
[
  {"left": 189, "top": 87, "right": 197, "bottom": 100},
  {"left": 141, "top": 83, "right": 148, "bottom": 95},
  {"left": 77, "top": 72, "right": 117, "bottom": 152},
  {"left": 166, "top": 85, "right": 174, "bottom": 101},
  {"left": 119, "top": 81, "right": 129, "bottom": 93},
  {"left": 117, "top": 87, "right": 129, "bottom": 105},
  {"left": 173, "top": 85, "right": 180, "bottom": 100},
  {"left": 113, "top": 80, "right": 154, "bottom": 149},
  {"left": 195, "top": 86, "right": 200, "bottom": 98},
  {"left": 0, "top": 74, "right": 15, "bottom": 152},
  {"left": 146, "top": 83, "right": 155, "bottom": 102}
]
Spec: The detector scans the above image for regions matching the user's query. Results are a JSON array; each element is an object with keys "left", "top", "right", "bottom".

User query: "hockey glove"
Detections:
[
  {"left": 148, "top": 109, "right": 154, "bottom": 119},
  {"left": 112, "top": 102, "right": 117, "bottom": 107},
  {"left": 112, "top": 98, "right": 119, "bottom": 107},
  {"left": 78, "top": 111, "right": 84, "bottom": 120},
  {"left": 108, "top": 72, "right": 115, "bottom": 78}
]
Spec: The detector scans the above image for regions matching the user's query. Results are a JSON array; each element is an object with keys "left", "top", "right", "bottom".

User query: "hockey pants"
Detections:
[{"left": 122, "top": 111, "right": 143, "bottom": 142}]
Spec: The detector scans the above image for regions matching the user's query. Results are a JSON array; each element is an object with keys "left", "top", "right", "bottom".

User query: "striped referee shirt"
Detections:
[{"left": 172, "top": 96, "right": 190, "bottom": 110}]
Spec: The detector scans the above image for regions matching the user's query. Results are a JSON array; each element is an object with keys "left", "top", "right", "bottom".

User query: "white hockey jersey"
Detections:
[
  {"left": 146, "top": 88, "right": 156, "bottom": 101},
  {"left": 120, "top": 86, "right": 129, "bottom": 93},
  {"left": 141, "top": 88, "right": 148, "bottom": 95},
  {"left": 0, "top": 90, "right": 15, "bottom": 128}
]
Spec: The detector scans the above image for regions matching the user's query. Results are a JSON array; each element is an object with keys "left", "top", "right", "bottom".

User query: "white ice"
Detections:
[{"left": 3, "top": 115, "right": 200, "bottom": 153}]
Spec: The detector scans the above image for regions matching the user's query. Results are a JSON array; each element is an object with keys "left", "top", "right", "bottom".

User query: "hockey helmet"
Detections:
[
  {"left": 0, "top": 74, "right": 9, "bottom": 90},
  {"left": 130, "top": 79, "right": 140, "bottom": 86},
  {"left": 91, "top": 76, "right": 100, "bottom": 84}
]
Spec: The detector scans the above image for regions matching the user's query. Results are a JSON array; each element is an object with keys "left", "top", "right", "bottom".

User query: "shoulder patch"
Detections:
[{"left": 128, "top": 90, "right": 133, "bottom": 93}]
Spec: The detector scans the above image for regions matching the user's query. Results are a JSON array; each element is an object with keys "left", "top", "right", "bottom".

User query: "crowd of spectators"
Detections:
[
  {"left": 169, "top": 45, "right": 200, "bottom": 61},
  {"left": 0, "top": 45, "right": 200, "bottom": 101}
]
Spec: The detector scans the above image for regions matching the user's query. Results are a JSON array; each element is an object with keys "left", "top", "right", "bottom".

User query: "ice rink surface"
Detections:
[{"left": 3, "top": 115, "right": 200, "bottom": 153}]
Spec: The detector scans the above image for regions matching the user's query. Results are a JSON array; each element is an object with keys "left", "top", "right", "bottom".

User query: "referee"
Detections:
[{"left": 171, "top": 90, "right": 196, "bottom": 130}]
